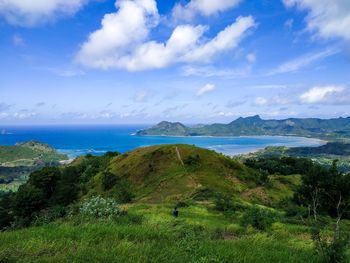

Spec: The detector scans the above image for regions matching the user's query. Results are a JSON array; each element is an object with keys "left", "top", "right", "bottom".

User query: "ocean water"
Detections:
[{"left": 0, "top": 125, "right": 325, "bottom": 158}]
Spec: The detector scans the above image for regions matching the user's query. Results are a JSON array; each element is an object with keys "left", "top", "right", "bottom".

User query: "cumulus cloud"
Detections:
[
  {"left": 253, "top": 96, "right": 290, "bottom": 106},
  {"left": 0, "top": 0, "right": 93, "bottom": 26},
  {"left": 196, "top": 83, "right": 216, "bottom": 97},
  {"left": 75, "top": 0, "right": 159, "bottom": 70},
  {"left": 76, "top": 0, "right": 255, "bottom": 71},
  {"left": 299, "top": 86, "right": 347, "bottom": 104},
  {"left": 267, "top": 48, "right": 338, "bottom": 75},
  {"left": 251, "top": 86, "right": 349, "bottom": 107},
  {"left": 284, "top": 0, "right": 350, "bottom": 41},
  {"left": 172, "top": 0, "right": 241, "bottom": 21}
]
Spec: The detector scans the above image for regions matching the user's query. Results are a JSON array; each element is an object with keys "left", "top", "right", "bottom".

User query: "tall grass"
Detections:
[{"left": 0, "top": 204, "right": 323, "bottom": 263}]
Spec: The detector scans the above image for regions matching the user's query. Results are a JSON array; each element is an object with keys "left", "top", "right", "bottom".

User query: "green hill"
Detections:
[
  {"left": 0, "top": 140, "right": 68, "bottom": 165},
  {"left": 137, "top": 115, "right": 350, "bottom": 139},
  {"left": 1, "top": 144, "right": 349, "bottom": 263},
  {"left": 83, "top": 144, "right": 293, "bottom": 205},
  {"left": 0, "top": 141, "right": 68, "bottom": 192}
]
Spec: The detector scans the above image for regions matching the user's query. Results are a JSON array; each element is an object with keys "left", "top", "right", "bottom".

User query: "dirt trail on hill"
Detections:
[{"left": 175, "top": 147, "right": 184, "bottom": 166}]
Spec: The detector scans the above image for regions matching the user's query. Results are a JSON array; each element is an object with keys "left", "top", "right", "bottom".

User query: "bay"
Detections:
[{"left": 0, "top": 125, "right": 325, "bottom": 158}]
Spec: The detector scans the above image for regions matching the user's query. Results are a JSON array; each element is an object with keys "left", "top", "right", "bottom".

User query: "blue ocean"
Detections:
[{"left": 0, "top": 125, "right": 325, "bottom": 158}]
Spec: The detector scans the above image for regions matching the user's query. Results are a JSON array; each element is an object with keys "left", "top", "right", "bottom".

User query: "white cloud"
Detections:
[
  {"left": 76, "top": 0, "right": 159, "bottom": 70},
  {"left": 299, "top": 86, "right": 346, "bottom": 104},
  {"left": 172, "top": 0, "right": 241, "bottom": 21},
  {"left": 267, "top": 48, "right": 338, "bottom": 75},
  {"left": 76, "top": 9, "right": 255, "bottom": 71},
  {"left": 246, "top": 53, "right": 256, "bottom": 63},
  {"left": 0, "top": 111, "right": 38, "bottom": 120},
  {"left": 182, "top": 65, "right": 251, "bottom": 78},
  {"left": 254, "top": 97, "right": 268, "bottom": 106},
  {"left": 0, "top": 0, "right": 92, "bottom": 26},
  {"left": 196, "top": 83, "right": 216, "bottom": 97},
  {"left": 284, "top": 0, "right": 350, "bottom": 41}
]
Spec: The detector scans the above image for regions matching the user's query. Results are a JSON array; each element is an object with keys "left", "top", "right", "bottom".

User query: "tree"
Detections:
[
  {"left": 50, "top": 166, "right": 80, "bottom": 206},
  {"left": 101, "top": 171, "right": 119, "bottom": 191},
  {"left": 27, "top": 167, "right": 61, "bottom": 199},
  {"left": 295, "top": 161, "right": 350, "bottom": 218},
  {"left": 13, "top": 184, "right": 46, "bottom": 220},
  {"left": 295, "top": 161, "right": 350, "bottom": 263}
]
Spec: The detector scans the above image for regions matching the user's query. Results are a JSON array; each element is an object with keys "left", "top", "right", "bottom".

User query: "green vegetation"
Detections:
[
  {"left": 137, "top": 115, "right": 350, "bottom": 139},
  {"left": 0, "top": 141, "right": 67, "bottom": 165},
  {"left": 243, "top": 142, "right": 350, "bottom": 172},
  {"left": 0, "top": 144, "right": 349, "bottom": 262},
  {"left": 0, "top": 141, "right": 68, "bottom": 192}
]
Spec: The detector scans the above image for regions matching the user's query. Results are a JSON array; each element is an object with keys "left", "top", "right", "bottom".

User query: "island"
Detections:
[{"left": 137, "top": 115, "right": 350, "bottom": 140}]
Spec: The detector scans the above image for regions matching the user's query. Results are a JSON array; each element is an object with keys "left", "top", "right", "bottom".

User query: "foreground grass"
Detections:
[{"left": 0, "top": 204, "right": 326, "bottom": 263}]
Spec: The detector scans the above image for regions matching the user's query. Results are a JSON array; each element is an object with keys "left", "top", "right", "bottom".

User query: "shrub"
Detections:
[
  {"left": 240, "top": 206, "right": 278, "bottom": 231},
  {"left": 214, "top": 194, "right": 245, "bottom": 212},
  {"left": 311, "top": 222, "right": 350, "bottom": 263},
  {"left": 101, "top": 171, "right": 118, "bottom": 191},
  {"left": 79, "top": 196, "right": 122, "bottom": 219},
  {"left": 184, "top": 155, "right": 201, "bottom": 168},
  {"left": 214, "top": 195, "right": 236, "bottom": 212}
]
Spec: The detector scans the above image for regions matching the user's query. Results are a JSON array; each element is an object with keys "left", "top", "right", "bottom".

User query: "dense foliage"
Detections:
[
  {"left": 295, "top": 161, "right": 350, "bottom": 218},
  {"left": 244, "top": 156, "right": 314, "bottom": 175},
  {"left": 240, "top": 206, "right": 279, "bottom": 231},
  {"left": 0, "top": 151, "right": 136, "bottom": 229}
]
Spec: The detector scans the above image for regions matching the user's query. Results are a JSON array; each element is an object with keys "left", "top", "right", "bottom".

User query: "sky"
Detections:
[{"left": 0, "top": 0, "right": 350, "bottom": 125}]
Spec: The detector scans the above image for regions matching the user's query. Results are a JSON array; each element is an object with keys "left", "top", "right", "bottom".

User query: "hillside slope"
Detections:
[
  {"left": 84, "top": 144, "right": 290, "bottom": 205},
  {"left": 0, "top": 141, "right": 68, "bottom": 191}
]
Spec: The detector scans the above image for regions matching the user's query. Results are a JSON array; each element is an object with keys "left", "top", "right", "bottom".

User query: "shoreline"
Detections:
[{"left": 57, "top": 135, "right": 327, "bottom": 159}]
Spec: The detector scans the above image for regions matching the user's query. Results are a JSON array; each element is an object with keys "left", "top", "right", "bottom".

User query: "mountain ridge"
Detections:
[{"left": 137, "top": 115, "right": 350, "bottom": 139}]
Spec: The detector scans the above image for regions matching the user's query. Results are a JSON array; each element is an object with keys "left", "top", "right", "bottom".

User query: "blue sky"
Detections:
[{"left": 0, "top": 0, "right": 349, "bottom": 124}]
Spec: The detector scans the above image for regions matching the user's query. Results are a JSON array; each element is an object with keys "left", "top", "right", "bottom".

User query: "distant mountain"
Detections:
[
  {"left": 137, "top": 115, "right": 350, "bottom": 139},
  {"left": 137, "top": 121, "right": 190, "bottom": 136}
]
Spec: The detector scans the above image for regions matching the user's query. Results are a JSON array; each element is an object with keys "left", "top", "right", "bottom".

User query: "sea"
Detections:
[{"left": 0, "top": 125, "right": 325, "bottom": 158}]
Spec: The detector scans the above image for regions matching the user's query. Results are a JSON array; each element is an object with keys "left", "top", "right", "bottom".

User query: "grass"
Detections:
[
  {"left": 0, "top": 204, "right": 322, "bottom": 263},
  {"left": 1, "top": 144, "right": 349, "bottom": 262}
]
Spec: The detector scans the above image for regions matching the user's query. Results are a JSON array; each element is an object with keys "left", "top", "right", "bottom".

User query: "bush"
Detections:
[
  {"left": 101, "top": 171, "right": 118, "bottom": 191},
  {"left": 240, "top": 206, "right": 278, "bottom": 231},
  {"left": 79, "top": 196, "right": 122, "bottom": 219},
  {"left": 311, "top": 224, "right": 350, "bottom": 263},
  {"left": 214, "top": 194, "right": 245, "bottom": 212},
  {"left": 214, "top": 195, "right": 236, "bottom": 212}
]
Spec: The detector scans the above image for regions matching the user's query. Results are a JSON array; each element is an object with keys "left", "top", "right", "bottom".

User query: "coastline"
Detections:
[{"left": 58, "top": 135, "right": 327, "bottom": 159}]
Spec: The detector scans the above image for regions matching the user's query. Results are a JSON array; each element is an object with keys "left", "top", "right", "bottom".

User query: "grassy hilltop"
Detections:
[
  {"left": 0, "top": 144, "right": 349, "bottom": 262},
  {"left": 0, "top": 141, "right": 68, "bottom": 192}
]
